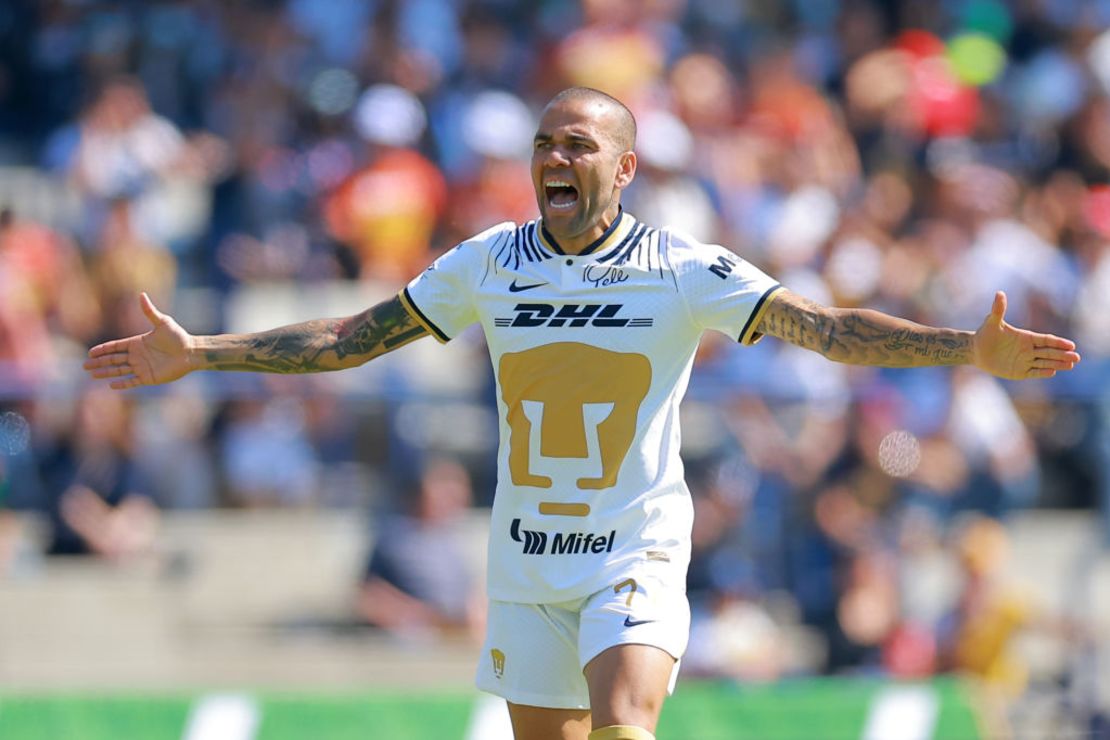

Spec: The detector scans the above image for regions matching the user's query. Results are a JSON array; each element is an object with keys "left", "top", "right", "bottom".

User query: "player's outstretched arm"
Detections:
[
  {"left": 756, "top": 289, "right": 1079, "bottom": 380},
  {"left": 84, "top": 292, "right": 429, "bottom": 390}
]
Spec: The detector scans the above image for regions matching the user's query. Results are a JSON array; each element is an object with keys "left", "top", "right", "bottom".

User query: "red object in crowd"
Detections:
[
  {"left": 1084, "top": 184, "right": 1110, "bottom": 238},
  {"left": 883, "top": 621, "right": 938, "bottom": 678}
]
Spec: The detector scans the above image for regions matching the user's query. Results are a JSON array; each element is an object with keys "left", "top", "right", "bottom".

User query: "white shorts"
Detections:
[{"left": 475, "top": 574, "right": 690, "bottom": 709}]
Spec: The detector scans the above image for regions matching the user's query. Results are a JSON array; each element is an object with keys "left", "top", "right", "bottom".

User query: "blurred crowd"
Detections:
[{"left": 1, "top": 0, "right": 1109, "bottom": 712}]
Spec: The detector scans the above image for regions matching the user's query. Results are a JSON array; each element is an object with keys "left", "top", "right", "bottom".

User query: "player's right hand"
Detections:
[{"left": 84, "top": 293, "right": 195, "bottom": 389}]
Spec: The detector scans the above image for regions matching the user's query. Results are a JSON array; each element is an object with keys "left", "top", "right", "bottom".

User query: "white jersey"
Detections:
[{"left": 400, "top": 211, "right": 782, "bottom": 603}]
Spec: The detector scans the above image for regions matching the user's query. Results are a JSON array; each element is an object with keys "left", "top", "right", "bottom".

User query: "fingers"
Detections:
[
  {"left": 83, "top": 352, "right": 129, "bottom": 371},
  {"left": 140, "top": 292, "right": 165, "bottom": 326},
  {"left": 1035, "top": 346, "right": 1081, "bottom": 364},
  {"left": 83, "top": 347, "right": 144, "bottom": 387},
  {"left": 1033, "top": 332, "right": 1078, "bottom": 352},
  {"left": 88, "top": 338, "right": 134, "bottom": 358},
  {"left": 87, "top": 365, "right": 131, "bottom": 379},
  {"left": 109, "top": 376, "right": 141, "bottom": 390},
  {"left": 83, "top": 352, "right": 138, "bottom": 382},
  {"left": 990, "top": 291, "right": 1007, "bottom": 324},
  {"left": 1031, "top": 358, "right": 1077, "bottom": 371},
  {"left": 1024, "top": 344, "right": 1080, "bottom": 377}
]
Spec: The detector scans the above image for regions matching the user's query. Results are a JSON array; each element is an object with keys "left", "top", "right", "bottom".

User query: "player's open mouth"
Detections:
[{"left": 545, "top": 179, "right": 579, "bottom": 211}]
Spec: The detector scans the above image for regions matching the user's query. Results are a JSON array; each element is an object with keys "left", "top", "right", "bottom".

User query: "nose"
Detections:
[{"left": 542, "top": 145, "right": 572, "bottom": 167}]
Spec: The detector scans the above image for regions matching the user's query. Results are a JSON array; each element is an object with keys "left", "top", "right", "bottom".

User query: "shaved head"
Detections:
[
  {"left": 532, "top": 86, "right": 639, "bottom": 253},
  {"left": 543, "top": 87, "right": 637, "bottom": 152}
]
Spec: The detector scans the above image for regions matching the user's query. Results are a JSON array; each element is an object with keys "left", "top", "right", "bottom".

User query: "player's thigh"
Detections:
[
  {"left": 578, "top": 573, "right": 689, "bottom": 731},
  {"left": 582, "top": 643, "right": 676, "bottom": 732},
  {"left": 507, "top": 702, "right": 591, "bottom": 740}
]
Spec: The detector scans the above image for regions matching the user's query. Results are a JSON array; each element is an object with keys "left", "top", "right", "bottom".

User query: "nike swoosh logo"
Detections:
[
  {"left": 508, "top": 279, "right": 549, "bottom": 293},
  {"left": 623, "top": 616, "right": 655, "bottom": 628}
]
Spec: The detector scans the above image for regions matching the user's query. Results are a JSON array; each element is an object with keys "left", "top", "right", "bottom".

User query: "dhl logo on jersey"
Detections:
[{"left": 494, "top": 303, "right": 653, "bottom": 329}]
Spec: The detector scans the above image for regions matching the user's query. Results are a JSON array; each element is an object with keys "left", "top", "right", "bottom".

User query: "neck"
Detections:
[{"left": 546, "top": 202, "right": 623, "bottom": 255}]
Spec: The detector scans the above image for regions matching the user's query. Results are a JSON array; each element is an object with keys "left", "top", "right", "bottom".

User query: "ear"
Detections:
[{"left": 614, "top": 150, "right": 637, "bottom": 190}]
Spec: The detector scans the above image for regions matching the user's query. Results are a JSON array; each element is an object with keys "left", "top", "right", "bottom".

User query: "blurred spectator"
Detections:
[
  {"left": 91, "top": 199, "right": 177, "bottom": 340},
  {"left": 623, "top": 108, "right": 718, "bottom": 241},
  {"left": 946, "top": 367, "right": 1040, "bottom": 515},
  {"left": 440, "top": 90, "right": 537, "bottom": 244},
  {"left": 685, "top": 589, "right": 790, "bottom": 682},
  {"left": 323, "top": 84, "right": 447, "bottom": 283},
  {"left": 35, "top": 386, "right": 159, "bottom": 561},
  {"left": 0, "top": 210, "right": 57, "bottom": 386},
  {"left": 937, "top": 516, "right": 1037, "bottom": 735},
  {"left": 357, "top": 457, "right": 483, "bottom": 641},
  {"left": 684, "top": 460, "right": 797, "bottom": 682},
  {"left": 0, "top": 207, "right": 101, "bottom": 351},
  {"left": 831, "top": 548, "right": 900, "bottom": 672},
  {"left": 552, "top": 0, "right": 667, "bottom": 106},
  {"left": 795, "top": 481, "right": 887, "bottom": 673},
  {"left": 132, "top": 383, "right": 219, "bottom": 510},
  {"left": 939, "top": 516, "right": 1034, "bottom": 689},
  {"left": 58, "top": 77, "right": 227, "bottom": 265},
  {"left": 0, "top": 452, "right": 17, "bottom": 575},
  {"left": 218, "top": 393, "right": 321, "bottom": 508},
  {"left": 0, "top": 509, "right": 17, "bottom": 576},
  {"left": 0, "top": 404, "right": 40, "bottom": 575},
  {"left": 886, "top": 507, "right": 950, "bottom": 679}
]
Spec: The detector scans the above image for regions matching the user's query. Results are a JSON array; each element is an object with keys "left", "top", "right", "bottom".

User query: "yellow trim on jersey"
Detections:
[
  {"left": 397, "top": 288, "right": 449, "bottom": 344},
  {"left": 739, "top": 285, "right": 785, "bottom": 345},
  {"left": 537, "top": 226, "right": 557, "bottom": 254},
  {"left": 538, "top": 211, "right": 635, "bottom": 256}
]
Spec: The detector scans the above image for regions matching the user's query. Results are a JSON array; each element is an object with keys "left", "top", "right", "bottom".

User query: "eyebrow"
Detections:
[{"left": 533, "top": 131, "right": 599, "bottom": 146}]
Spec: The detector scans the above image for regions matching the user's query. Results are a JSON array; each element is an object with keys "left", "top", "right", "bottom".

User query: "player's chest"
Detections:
[{"left": 476, "top": 259, "right": 683, "bottom": 340}]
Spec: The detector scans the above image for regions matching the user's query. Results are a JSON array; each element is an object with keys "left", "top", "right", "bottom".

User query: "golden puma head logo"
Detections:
[
  {"left": 490, "top": 648, "right": 506, "bottom": 678},
  {"left": 499, "top": 342, "right": 651, "bottom": 490}
]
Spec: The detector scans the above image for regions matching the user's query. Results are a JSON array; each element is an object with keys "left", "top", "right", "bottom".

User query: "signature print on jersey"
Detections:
[{"left": 583, "top": 264, "right": 629, "bottom": 288}]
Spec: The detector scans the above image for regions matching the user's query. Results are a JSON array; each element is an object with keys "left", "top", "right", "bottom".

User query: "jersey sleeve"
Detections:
[
  {"left": 668, "top": 228, "right": 783, "bottom": 344},
  {"left": 399, "top": 222, "right": 512, "bottom": 342}
]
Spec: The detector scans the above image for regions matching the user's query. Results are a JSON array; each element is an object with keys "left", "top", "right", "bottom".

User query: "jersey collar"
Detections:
[{"left": 538, "top": 208, "right": 635, "bottom": 259}]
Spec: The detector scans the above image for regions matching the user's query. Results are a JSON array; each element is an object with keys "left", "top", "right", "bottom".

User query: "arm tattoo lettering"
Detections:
[
  {"left": 203, "top": 296, "right": 428, "bottom": 373},
  {"left": 759, "top": 292, "right": 971, "bottom": 367}
]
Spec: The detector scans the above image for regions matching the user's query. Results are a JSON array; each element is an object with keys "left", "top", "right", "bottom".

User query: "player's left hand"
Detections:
[{"left": 972, "top": 291, "right": 1080, "bottom": 380}]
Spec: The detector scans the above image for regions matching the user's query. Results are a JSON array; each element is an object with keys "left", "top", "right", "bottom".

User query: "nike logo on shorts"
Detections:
[
  {"left": 623, "top": 616, "right": 655, "bottom": 628},
  {"left": 508, "top": 279, "right": 549, "bottom": 292}
]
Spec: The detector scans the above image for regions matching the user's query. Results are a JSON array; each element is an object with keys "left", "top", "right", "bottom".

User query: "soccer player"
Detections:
[{"left": 84, "top": 87, "right": 1080, "bottom": 740}]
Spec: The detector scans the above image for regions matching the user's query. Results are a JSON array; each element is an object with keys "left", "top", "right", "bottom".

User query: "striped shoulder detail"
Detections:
[
  {"left": 657, "top": 229, "right": 681, "bottom": 292},
  {"left": 601, "top": 223, "right": 659, "bottom": 271},
  {"left": 522, "top": 222, "right": 550, "bottom": 263},
  {"left": 497, "top": 221, "right": 551, "bottom": 268},
  {"left": 483, "top": 229, "right": 514, "bottom": 283},
  {"left": 491, "top": 229, "right": 516, "bottom": 271}
]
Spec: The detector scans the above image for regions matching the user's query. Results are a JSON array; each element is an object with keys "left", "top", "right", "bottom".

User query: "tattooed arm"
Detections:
[
  {"left": 84, "top": 292, "right": 429, "bottom": 389},
  {"left": 194, "top": 296, "right": 427, "bottom": 374},
  {"left": 756, "top": 289, "right": 1080, "bottom": 380}
]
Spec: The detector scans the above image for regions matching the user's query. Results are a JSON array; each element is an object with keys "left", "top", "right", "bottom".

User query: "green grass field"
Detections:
[{"left": 0, "top": 677, "right": 981, "bottom": 739}]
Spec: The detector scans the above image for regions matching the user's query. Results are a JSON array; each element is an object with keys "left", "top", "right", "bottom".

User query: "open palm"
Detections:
[
  {"left": 84, "top": 293, "right": 195, "bottom": 389},
  {"left": 972, "top": 292, "right": 1080, "bottom": 380}
]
